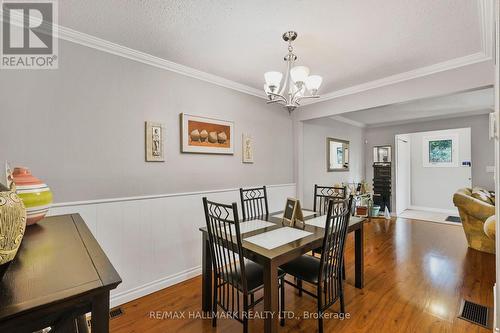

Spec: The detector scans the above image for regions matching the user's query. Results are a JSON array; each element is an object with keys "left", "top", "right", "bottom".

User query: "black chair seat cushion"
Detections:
[
  {"left": 312, "top": 246, "right": 323, "bottom": 255},
  {"left": 223, "top": 260, "right": 286, "bottom": 293},
  {"left": 280, "top": 254, "right": 331, "bottom": 285}
]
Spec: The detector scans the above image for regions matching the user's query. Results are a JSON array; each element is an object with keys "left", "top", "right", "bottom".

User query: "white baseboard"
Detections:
[
  {"left": 110, "top": 266, "right": 201, "bottom": 308},
  {"left": 408, "top": 205, "right": 459, "bottom": 216}
]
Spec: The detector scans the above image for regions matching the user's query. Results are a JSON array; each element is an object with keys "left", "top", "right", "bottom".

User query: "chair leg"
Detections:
[
  {"left": 243, "top": 317, "right": 248, "bottom": 333},
  {"left": 280, "top": 277, "right": 285, "bottom": 327},
  {"left": 339, "top": 279, "right": 345, "bottom": 314},
  {"left": 212, "top": 288, "right": 217, "bottom": 327},
  {"left": 243, "top": 295, "right": 249, "bottom": 333},
  {"left": 297, "top": 279, "right": 303, "bottom": 297},
  {"left": 318, "top": 312, "right": 324, "bottom": 333},
  {"left": 317, "top": 296, "right": 324, "bottom": 333}
]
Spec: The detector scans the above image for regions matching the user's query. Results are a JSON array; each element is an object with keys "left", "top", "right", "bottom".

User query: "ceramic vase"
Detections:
[
  {"left": 0, "top": 182, "right": 27, "bottom": 280},
  {"left": 12, "top": 167, "right": 53, "bottom": 225}
]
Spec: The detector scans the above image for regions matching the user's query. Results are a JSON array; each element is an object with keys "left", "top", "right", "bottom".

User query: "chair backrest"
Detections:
[
  {"left": 318, "top": 196, "right": 353, "bottom": 309},
  {"left": 203, "top": 197, "right": 248, "bottom": 314},
  {"left": 239, "top": 186, "right": 269, "bottom": 220},
  {"left": 313, "top": 184, "right": 347, "bottom": 215}
]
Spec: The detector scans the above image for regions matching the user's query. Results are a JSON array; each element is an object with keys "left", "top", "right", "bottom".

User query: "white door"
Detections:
[{"left": 395, "top": 135, "right": 411, "bottom": 215}]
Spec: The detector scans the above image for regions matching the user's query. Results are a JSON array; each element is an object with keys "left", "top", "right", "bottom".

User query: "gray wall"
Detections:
[
  {"left": 409, "top": 128, "right": 471, "bottom": 211},
  {"left": 302, "top": 118, "right": 365, "bottom": 209},
  {"left": 365, "top": 114, "right": 495, "bottom": 211},
  {"left": 0, "top": 40, "right": 294, "bottom": 202}
]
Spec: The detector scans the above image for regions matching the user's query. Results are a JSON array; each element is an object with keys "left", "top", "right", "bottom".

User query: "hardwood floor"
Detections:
[{"left": 110, "top": 218, "right": 495, "bottom": 333}]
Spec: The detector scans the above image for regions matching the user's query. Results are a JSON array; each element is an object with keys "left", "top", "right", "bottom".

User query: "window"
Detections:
[
  {"left": 428, "top": 139, "right": 452, "bottom": 163},
  {"left": 422, "top": 134, "right": 459, "bottom": 167}
]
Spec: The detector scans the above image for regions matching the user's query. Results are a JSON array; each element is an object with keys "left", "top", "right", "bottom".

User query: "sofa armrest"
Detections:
[{"left": 453, "top": 192, "right": 495, "bottom": 222}]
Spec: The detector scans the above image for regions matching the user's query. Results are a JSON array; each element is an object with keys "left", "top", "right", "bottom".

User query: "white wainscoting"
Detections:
[{"left": 47, "top": 183, "right": 296, "bottom": 307}]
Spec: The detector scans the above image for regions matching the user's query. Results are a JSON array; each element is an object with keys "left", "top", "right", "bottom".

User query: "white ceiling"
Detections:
[
  {"left": 58, "top": 0, "right": 484, "bottom": 95},
  {"left": 331, "top": 87, "right": 494, "bottom": 127}
]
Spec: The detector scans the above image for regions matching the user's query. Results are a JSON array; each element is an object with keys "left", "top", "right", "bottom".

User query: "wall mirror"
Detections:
[
  {"left": 327, "top": 138, "right": 349, "bottom": 171},
  {"left": 373, "top": 145, "right": 392, "bottom": 163}
]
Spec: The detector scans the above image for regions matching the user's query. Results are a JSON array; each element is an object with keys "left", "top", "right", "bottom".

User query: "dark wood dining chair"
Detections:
[
  {"left": 312, "top": 184, "right": 348, "bottom": 258},
  {"left": 239, "top": 186, "right": 269, "bottom": 221},
  {"left": 313, "top": 184, "right": 347, "bottom": 215},
  {"left": 202, "top": 197, "right": 285, "bottom": 333},
  {"left": 281, "top": 196, "right": 353, "bottom": 333}
]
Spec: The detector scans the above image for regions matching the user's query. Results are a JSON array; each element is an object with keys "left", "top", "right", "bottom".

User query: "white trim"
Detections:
[
  {"left": 494, "top": 0, "right": 500, "bottom": 330},
  {"left": 478, "top": 0, "right": 495, "bottom": 59},
  {"left": 399, "top": 216, "right": 463, "bottom": 227},
  {"left": 312, "top": 52, "right": 491, "bottom": 104},
  {"left": 54, "top": 25, "right": 265, "bottom": 99},
  {"left": 365, "top": 108, "right": 493, "bottom": 128},
  {"left": 110, "top": 266, "right": 201, "bottom": 308},
  {"left": 408, "top": 205, "right": 459, "bottom": 216},
  {"left": 395, "top": 135, "right": 411, "bottom": 215},
  {"left": 50, "top": 183, "right": 296, "bottom": 208},
  {"left": 329, "top": 115, "right": 366, "bottom": 128}
]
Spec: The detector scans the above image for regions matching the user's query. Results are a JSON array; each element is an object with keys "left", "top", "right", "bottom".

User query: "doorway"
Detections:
[
  {"left": 394, "top": 128, "right": 472, "bottom": 223},
  {"left": 395, "top": 134, "right": 411, "bottom": 215}
]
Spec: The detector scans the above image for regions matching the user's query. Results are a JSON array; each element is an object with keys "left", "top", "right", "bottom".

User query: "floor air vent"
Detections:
[
  {"left": 109, "top": 307, "right": 124, "bottom": 319},
  {"left": 458, "top": 299, "right": 490, "bottom": 328},
  {"left": 445, "top": 216, "right": 461, "bottom": 223}
]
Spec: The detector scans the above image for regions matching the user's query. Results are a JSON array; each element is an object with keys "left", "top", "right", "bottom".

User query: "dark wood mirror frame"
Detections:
[{"left": 327, "top": 137, "right": 350, "bottom": 172}]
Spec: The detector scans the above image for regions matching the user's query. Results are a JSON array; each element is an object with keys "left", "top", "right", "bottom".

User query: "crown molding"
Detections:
[
  {"left": 329, "top": 115, "right": 366, "bottom": 128},
  {"left": 365, "top": 108, "right": 492, "bottom": 128},
  {"left": 309, "top": 52, "right": 491, "bottom": 105},
  {"left": 55, "top": 25, "right": 266, "bottom": 99}
]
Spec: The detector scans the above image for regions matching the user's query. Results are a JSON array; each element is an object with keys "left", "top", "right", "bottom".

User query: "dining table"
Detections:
[{"left": 199, "top": 209, "right": 366, "bottom": 333}]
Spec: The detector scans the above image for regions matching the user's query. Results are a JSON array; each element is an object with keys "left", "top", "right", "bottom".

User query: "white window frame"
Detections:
[{"left": 422, "top": 134, "right": 459, "bottom": 168}]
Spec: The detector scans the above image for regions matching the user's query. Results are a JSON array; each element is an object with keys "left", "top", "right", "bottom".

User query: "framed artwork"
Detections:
[
  {"left": 422, "top": 134, "right": 458, "bottom": 167},
  {"left": 145, "top": 122, "right": 164, "bottom": 162},
  {"left": 242, "top": 133, "right": 254, "bottom": 163},
  {"left": 181, "top": 113, "right": 234, "bottom": 154}
]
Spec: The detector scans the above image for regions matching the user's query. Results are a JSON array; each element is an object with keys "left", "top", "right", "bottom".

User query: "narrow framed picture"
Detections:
[
  {"left": 242, "top": 133, "right": 254, "bottom": 163},
  {"left": 180, "top": 113, "right": 234, "bottom": 154},
  {"left": 145, "top": 121, "right": 165, "bottom": 162}
]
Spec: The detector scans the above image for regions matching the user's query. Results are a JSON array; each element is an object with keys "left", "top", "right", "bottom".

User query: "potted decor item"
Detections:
[
  {"left": 12, "top": 167, "right": 53, "bottom": 225},
  {"left": 0, "top": 177, "right": 27, "bottom": 280}
]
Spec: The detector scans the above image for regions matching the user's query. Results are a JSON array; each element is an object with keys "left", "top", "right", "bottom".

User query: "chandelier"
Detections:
[{"left": 264, "top": 31, "right": 322, "bottom": 113}]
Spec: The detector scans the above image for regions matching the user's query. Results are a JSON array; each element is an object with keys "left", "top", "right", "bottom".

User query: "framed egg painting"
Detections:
[{"left": 180, "top": 113, "right": 234, "bottom": 154}]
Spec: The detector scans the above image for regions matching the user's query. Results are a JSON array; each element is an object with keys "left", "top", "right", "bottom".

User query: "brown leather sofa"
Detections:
[{"left": 453, "top": 188, "right": 495, "bottom": 254}]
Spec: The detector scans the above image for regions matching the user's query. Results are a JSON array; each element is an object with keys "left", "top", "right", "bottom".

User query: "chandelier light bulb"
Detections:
[
  {"left": 264, "top": 71, "right": 283, "bottom": 91},
  {"left": 305, "top": 75, "right": 323, "bottom": 93},
  {"left": 290, "top": 66, "right": 310, "bottom": 84},
  {"left": 264, "top": 83, "right": 272, "bottom": 94}
]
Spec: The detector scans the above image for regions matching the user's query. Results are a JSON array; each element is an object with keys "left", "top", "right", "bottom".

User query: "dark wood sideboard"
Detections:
[{"left": 0, "top": 214, "right": 121, "bottom": 333}]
